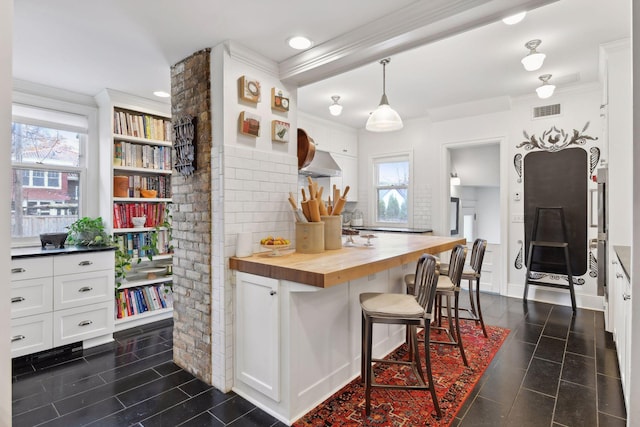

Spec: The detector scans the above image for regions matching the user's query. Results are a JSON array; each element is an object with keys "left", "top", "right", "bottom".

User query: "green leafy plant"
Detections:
[
  {"left": 140, "top": 203, "right": 174, "bottom": 260},
  {"left": 66, "top": 216, "right": 112, "bottom": 246},
  {"left": 114, "top": 248, "right": 137, "bottom": 289}
]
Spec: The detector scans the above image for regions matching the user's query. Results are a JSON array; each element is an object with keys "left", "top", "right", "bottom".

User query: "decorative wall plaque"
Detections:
[
  {"left": 239, "top": 111, "right": 261, "bottom": 137},
  {"left": 238, "top": 76, "right": 261, "bottom": 103},
  {"left": 271, "top": 120, "right": 290, "bottom": 142},
  {"left": 271, "top": 87, "right": 289, "bottom": 112},
  {"left": 174, "top": 115, "right": 196, "bottom": 176}
]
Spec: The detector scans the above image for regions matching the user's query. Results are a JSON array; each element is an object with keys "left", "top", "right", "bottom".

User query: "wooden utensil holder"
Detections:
[
  {"left": 321, "top": 215, "right": 342, "bottom": 250},
  {"left": 295, "top": 222, "right": 324, "bottom": 254}
]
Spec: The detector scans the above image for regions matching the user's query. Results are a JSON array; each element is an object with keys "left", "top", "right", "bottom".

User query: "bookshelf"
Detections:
[{"left": 96, "top": 89, "right": 174, "bottom": 331}]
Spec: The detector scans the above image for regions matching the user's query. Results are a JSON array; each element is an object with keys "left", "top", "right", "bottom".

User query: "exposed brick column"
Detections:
[{"left": 170, "top": 48, "right": 213, "bottom": 382}]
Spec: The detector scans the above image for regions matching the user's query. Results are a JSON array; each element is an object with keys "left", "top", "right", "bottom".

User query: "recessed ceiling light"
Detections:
[
  {"left": 153, "top": 91, "right": 170, "bottom": 98},
  {"left": 502, "top": 11, "right": 526, "bottom": 25},
  {"left": 287, "top": 36, "right": 313, "bottom": 50}
]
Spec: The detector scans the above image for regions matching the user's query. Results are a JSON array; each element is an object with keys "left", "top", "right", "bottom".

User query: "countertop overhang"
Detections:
[
  {"left": 229, "top": 234, "right": 465, "bottom": 288},
  {"left": 12, "top": 245, "right": 116, "bottom": 259}
]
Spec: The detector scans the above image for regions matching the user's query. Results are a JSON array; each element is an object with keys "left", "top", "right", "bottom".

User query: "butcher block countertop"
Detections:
[{"left": 229, "top": 234, "right": 465, "bottom": 288}]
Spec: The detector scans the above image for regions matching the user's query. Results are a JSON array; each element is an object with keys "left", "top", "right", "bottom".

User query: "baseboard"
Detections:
[{"left": 507, "top": 283, "right": 605, "bottom": 311}]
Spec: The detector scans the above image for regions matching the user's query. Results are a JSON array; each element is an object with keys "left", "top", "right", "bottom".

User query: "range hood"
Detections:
[{"left": 299, "top": 150, "right": 342, "bottom": 178}]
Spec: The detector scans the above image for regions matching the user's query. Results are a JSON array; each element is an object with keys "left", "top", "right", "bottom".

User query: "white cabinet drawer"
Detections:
[
  {"left": 54, "top": 270, "right": 113, "bottom": 310},
  {"left": 11, "top": 257, "right": 53, "bottom": 281},
  {"left": 10, "top": 277, "right": 53, "bottom": 318},
  {"left": 11, "top": 313, "right": 53, "bottom": 358},
  {"left": 53, "top": 251, "right": 113, "bottom": 276},
  {"left": 53, "top": 301, "right": 114, "bottom": 347}
]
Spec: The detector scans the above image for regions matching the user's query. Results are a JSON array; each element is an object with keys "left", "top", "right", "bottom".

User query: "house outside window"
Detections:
[
  {"left": 11, "top": 103, "right": 88, "bottom": 241},
  {"left": 374, "top": 155, "right": 410, "bottom": 225}
]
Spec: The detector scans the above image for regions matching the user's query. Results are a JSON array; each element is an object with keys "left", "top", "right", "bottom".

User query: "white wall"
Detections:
[
  {"left": 0, "top": 0, "right": 11, "bottom": 425},
  {"left": 476, "top": 187, "right": 500, "bottom": 243},
  {"left": 451, "top": 144, "right": 500, "bottom": 187},
  {"left": 358, "top": 83, "right": 606, "bottom": 310}
]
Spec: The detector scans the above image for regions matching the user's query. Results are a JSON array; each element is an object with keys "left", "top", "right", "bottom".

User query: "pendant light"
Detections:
[
  {"left": 329, "top": 95, "right": 343, "bottom": 116},
  {"left": 521, "top": 39, "right": 546, "bottom": 71},
  {"left": 365, "top": 58, "right": 403, "bottom": 132},
  {"left": 536, "top": 74, "right": 556, "bottom": 99},
  {"left": 450, "top": 172, "right": 461, "bottom": 186},
  {"left": 502, "top": 11, "right": 526, "bottom": 25}
]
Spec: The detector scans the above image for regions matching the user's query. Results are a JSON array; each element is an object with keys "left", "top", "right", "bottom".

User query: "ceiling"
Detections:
[{"left": 13, "top": 0, "right": 630, "bottom": 129}]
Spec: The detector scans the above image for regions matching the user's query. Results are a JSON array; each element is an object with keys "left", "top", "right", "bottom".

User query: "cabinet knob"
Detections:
[
  {"left": 11, "top": 268, "right": 26, "bottom": 274},
  {"left": 78, "top": 320, "right": 93, "bottom": 327},
  {"left": 11, "top": 335, "right": 25, "bottom": 342},
  {"left": 78, "top": 260, "right": 93, "bottom": 266},
  {"left": 623, "top": 293, "right": 631, "bottom": 301},
  {"left": 616, "top": 273, "right": 623, "bottom": 279},
  {"left": 11, "top": 297, "right": 25, "bottom": 303},
  {"left": 269, "top": 290, "right": 277, "bottom": 296},
  {"left": 78, "top": 287, "right": 93, "bottom": 293}
]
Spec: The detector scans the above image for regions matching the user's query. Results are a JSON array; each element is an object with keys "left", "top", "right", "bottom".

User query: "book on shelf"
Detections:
[
  {"left": 113, "top": 202, "right": 167, "bottom": 229},
  {"left": 113, "top": 230, "right": 171, "bottom": 257},
  {"left": 116, "top": 284, "right": 174, "bottom": 319},
  {"left": 114, "top": 140, "right": 172, "bottom": 171},
  {"left": 113, "top": 109, "right": 172, "bottom": 141}
]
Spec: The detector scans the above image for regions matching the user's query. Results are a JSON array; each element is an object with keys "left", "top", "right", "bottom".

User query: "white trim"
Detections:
[
  {"left": 225, "top": 41, "right": 279, "bottom": 78},
  {"left": 507, "top": 283, "right": 605, "bottom": 312},
  {"left": 370, "top": 151, "right": 412, "bottom": 228}
]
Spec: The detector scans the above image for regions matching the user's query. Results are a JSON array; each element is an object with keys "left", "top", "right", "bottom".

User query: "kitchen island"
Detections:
[{"left": 229, "top": 234, "right": 464, "bottom": 425}]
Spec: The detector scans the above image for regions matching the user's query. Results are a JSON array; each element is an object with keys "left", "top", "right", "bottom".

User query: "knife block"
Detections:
[
  {"left": 296, "top": 222, "right": 324, "bottom": 254},
  {"left": 321, "top": 215, "right": 342, "bottom": 250}
]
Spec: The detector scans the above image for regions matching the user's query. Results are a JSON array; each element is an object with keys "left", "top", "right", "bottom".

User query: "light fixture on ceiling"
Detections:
[
  {"left": 153, "top": 91, "right": 170, "bottom": 98},
  {"left": 329, "top": 95, "right": 343, "bottom": 116},
  {"left": 287, "top": 36, "right": 313, "bottom": 50},
  {"left": 502, "top": 11, "right": 526, "bottom": 25},
  {"left": 365, "top": 58, "right": 403, "bottom": 132},
  {"left": 536, "top": 74, "right": 556, "bottom": 99},
  {"left": 521, "top": 39, "right": 546, "bottom": 71},
  {"left": 450, "top": 172, "right": 461, "bottom": 186}
]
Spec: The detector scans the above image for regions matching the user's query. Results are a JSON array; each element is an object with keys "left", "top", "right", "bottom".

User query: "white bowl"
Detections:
[{"left": 132, "top": 216, "right": 146, "bottom": 228}]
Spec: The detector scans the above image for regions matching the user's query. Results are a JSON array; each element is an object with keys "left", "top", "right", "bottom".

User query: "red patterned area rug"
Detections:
[{"left": 293, "top": 322, "right": 509, "bottom": 427}]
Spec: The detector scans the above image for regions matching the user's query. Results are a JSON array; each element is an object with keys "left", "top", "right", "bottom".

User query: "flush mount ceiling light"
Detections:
[
  {"left": 329, "top": 95, "right": 343, "bottom": 116},
  {"left": 287, "top": 36, "right": 313, "bottom": 50},
  {"left": 450, "top": 172, "right": 461, "bottom": 186},
  {"left": 536, "top": 74, "right": 556, "bottom": 99},
  {"left": 502, "top": 11, "right": 526, "bottom": 25},
  {"left": 153, "top": 91, "right": 170, "bottom": 98},
  {"left": 365, "top": 58, "right": 403, "bottom": 132},
  {"left": 521, "top": 39, "right": 546, "bottom": 71}
]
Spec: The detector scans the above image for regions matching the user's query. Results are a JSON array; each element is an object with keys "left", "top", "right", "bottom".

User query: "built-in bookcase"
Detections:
[{"left": 96, "top": 89, "right": 174, "bottom": 331}]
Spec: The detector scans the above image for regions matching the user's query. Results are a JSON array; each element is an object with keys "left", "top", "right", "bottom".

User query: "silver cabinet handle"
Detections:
[
  {"left": 78, "top": 287, "right": 93, "bottom": 293},
  {"left": 11, "top": 297, "right": 25, "bottom": 303},
  {"left": 11, "top": 335, "right": 25, "bottom": 342},
  {"left": 269, "top": 290, "right": 277, "bottom": 296},
  {"left": 78, "top": 260, "right": 93, "bottom": 266},
  {"left": 616, "top": 273, "right": 624, "bottom": 279},
  {"left": 78, "top": 320, "right": 93, "bottom": 327},
  {"left": 11, "top": 268, "right": 26, "bottom": 274},
  {"left": 623, "top": 293, "right": 631, "bottom": 301}
]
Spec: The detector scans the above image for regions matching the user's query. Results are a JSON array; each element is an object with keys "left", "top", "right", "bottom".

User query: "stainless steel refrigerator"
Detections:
[{"left": 597, "top": 168, "right": 608, "bottom": 298}]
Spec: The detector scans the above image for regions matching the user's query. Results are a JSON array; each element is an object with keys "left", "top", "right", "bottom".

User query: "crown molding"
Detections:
[{"left": 225, "top": 40, "right": 279, "bottom": 77}]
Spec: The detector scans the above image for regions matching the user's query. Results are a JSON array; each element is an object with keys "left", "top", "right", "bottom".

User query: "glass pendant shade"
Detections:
[
  {"left": 502, "top": 12, "right": 526, "bottom": 25},
  {"left": 366, "top": 95, "right": 403, "bottom": 131},
  {"left": 450, "top": 173, "right": 461, "bottom": 186},
  {"left": 536, "top": 74, "right": 555, "bottom": 99},
  {"left": 366, "top": 59, "right": 403, "bottom": 132},
  {"left": 329, "top": 96, "right": 343, "bottom": 116},
  {"left": 521, "top": 40, "right": 545, "bottom": 71}
]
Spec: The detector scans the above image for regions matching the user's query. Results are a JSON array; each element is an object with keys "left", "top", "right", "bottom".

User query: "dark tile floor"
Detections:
[{"left": 12, "top": 293, "right": 626, "bottom": 427}]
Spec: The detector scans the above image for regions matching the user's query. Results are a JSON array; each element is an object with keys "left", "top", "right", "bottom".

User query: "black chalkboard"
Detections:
[{"left": 524, "top": 148, "right": 587, "bottom": 275}]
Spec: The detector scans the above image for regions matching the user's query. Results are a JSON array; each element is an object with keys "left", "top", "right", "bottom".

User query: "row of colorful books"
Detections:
[
  {"left": 114, "top": 140, "right": 172, "bottom": 170},
  {"left": 113, "top": 231, "right": 171, "bottom": 258},
  {"left": 113, "top": 175, "right": 171, "bottom": 199},
  {"left": 113, "top": 109, "right": 172, "bottom": 142},
  {"left": 113, "top": 202, "right": 167, "bottom": 229},
  {"left": 116, "top": 284, "right": 173, "bottom": 319}
]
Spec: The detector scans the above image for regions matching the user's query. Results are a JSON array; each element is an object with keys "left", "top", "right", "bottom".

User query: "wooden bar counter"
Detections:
[
  {"left": 229, "top": 234, "right": 464, "bottom": 425},
  {"left": 229, "top": 234, "right": 464, "bottom": 288}
]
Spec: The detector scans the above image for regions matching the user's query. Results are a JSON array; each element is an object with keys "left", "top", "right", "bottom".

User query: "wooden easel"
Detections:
[{"left": 523, "top": 207, "right": 577, "bottom": 312}]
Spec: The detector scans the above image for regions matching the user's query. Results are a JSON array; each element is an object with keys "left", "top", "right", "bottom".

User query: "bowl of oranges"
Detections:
[{"left": 260, "top": 236, "right": 291, "bottom": 256}]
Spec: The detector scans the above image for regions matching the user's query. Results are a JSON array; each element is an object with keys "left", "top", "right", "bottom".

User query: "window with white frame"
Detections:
[
  {"left": 374, "top": 155, "right": 410, "bottom": 224},
  {"left": 11, "top": 104, "right": 88, "bottom": 240}
]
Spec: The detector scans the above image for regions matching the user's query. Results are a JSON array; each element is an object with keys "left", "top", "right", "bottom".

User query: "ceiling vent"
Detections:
[{"left": 533, "top": 103, "right": 561, "bottom": 119}]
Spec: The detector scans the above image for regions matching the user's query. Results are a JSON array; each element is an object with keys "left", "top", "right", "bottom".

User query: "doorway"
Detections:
[{"left": 445, "top": 140, "right": 505, "bottom": 295}]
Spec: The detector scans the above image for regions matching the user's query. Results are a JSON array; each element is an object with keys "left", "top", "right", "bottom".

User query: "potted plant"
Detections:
[
  {"left": 114, "top": 248, "right": 135, "bottom": 289},
  {"left": 66, "top": 216, "right": 112, "bottom": 246}
]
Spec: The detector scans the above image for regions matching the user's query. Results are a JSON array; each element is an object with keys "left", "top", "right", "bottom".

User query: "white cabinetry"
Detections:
[
  {"left": 96, "top": 89, "right": 174, "bottom": 331},
  {"left": 331, "top": 152, "right": 358, "bottom": 202},
  {"left": 611, "top": 257, "right": 631, "bottom": 410},
  {"left": 235, "top": 272, "right": 280, "bottom": 401},
  {"left": 10, "top": 250, "right": 115, "bottom": 358}
]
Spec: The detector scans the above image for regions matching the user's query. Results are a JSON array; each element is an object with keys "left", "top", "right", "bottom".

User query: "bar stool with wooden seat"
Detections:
[
  {"left": 360, "top": 254, "right": 441, "bottom": 418},
  {"left": 403, "top": 245, "right": 468, "bottom": 365},
  {"left": 438, "top": 239, "right": 488, "bottom": 337}
]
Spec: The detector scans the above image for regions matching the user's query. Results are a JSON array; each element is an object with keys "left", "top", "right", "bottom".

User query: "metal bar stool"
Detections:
[
  {"left": 432, "top": 244, "right": 468, "bottom": 366},
  {"left": 360, "top": 254, "right": 441, "bottom": 418}
]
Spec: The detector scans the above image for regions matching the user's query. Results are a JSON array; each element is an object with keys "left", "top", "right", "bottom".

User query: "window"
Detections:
[
  {"left": 374, "top": 156, "right": 409, "bottom": 224},
  {"left": 11, "top": 104, "right": 88, "bottom": 240}
]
